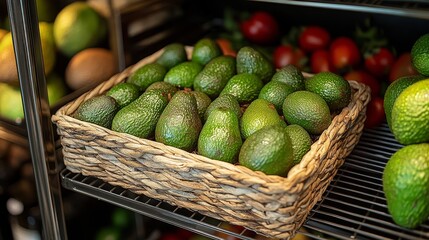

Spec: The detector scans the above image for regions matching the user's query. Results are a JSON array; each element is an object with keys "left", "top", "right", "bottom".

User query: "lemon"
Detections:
[
  {"left": 391, "top": 79, "right": 429, "bottom": 145},
  {"left": 54, "top": 2, "right": 107, "bottom": 57},
  {"left": 0, "top": 22, "right": 56, "bottom": 84}
]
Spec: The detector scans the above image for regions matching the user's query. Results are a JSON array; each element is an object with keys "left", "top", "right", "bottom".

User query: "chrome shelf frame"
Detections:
[
  {"left": 6, "top": 0, "right": 429, "bottom": 239},
  {"left": 61, "top": 124, "right": 429, "bottom": 240},
  {"left": 250, "top": 0, "right": 429, "bottom": 20}
]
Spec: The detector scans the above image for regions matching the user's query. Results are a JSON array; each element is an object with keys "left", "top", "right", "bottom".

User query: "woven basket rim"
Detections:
[{"left": 52, "top": 46, "right": 371, "bottom": 190}]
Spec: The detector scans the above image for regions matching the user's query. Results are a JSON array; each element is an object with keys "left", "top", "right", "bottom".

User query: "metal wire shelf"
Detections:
[
  {"left": 250, "top": 0, "right": 429, "bottom": 19},
  {"left": 60, "top": 123, "right": 429, "bottom": 239}
]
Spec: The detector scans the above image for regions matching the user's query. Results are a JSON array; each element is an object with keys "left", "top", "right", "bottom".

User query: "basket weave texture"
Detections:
[{"left": 52, "top": 47, "right": 371, "bottom": 239}]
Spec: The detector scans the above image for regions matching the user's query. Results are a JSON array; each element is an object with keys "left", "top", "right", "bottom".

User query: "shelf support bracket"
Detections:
[{"left": 5, "top": 0, "right": 68, "bottom": 239}]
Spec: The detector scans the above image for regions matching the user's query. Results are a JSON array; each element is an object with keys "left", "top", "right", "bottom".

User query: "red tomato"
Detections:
[
  {"left": 240, "top": 11, "right": 279, "bottom": 44},
  {"left": 329, "top": 37, "right": 361, "bottom": 71},
  {"left": 299, "top": 26, "right": 331, "bottom": 52},
  {"left": 364, "top": 48, "right": 395, "bottom": 77},
  {"left": 311, "top": 49, "right": 335, "bottom": 73},
  {"left": 216, "top": 38, "right": 236, "bottom": 57},
  {"left": 273, "top": 45, "right": 307, "bottom": 70},
  {"left": 365, "top": 97, "right": 385, "bottom": 129},
  {"left": 344, "top": 70, "right": 381, "bottom": 97},
  {"left": 388, "top": 52, "right": 419, "bottom": 83}
]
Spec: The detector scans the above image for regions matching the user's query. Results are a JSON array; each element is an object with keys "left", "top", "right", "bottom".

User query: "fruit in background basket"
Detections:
[
  {"left": 298, "top": 26, "right": 331, "bottom": 52},
  {"left": 164, "top": 61, "right": 203, "bottom": 88},
  {"left": 73, "top": 95, "right": 119, "bottom": 129},
  {"left": 285, "top": 124, "right": 312, "bottom": 166},
  {"left": 65, "top": 48, "right": 117, "bottom": 90},
  {"left": 192, "top": 38, "right": 222, "bottom": 65},
  {"left": 190, "top": 91, "right": 212, "bottom": 120},
  {"left": 329, "top": 37, "right": 361, "bottom": 72},
  {"left": 111, "top": 89, "right": 168, "bottom": 138},
  {"left": 220, "top": 73, "right": 263, "bottom": 104},
  {"left": 383, "top": 75, "right": 426, "bottom": 128},
  {"left": 106, "top": 82, "right": 141, "bottom": 108},
  {"left": 145, "top": 81, "right": 178, "bottom": 97},
  {"left": 364, "top": 97, "right": 385, "bottom": 129},
  {"left": 54, "top": 2, "right": 107, "bottom": 57},
  {"left": 0, "top": 73, "right": 67, "bottom": 121},
  {"left": 283, "top": 91, "right": 331, "bottom": 135},
  {"left": 204, "top": 94, "right": 241, "bottom": 122},
  {"left": 240, "top": 99, "right": 286, "bottom": 139},
  {"left": 240, "top": 11, "right": 279, "bottom": 45},
  {"left": 156, "top": 43, "right": 188, "bottom": 70},
  {"left": 271, "top": 64, "right": 305, "bottom": 92},
  {"left": 216, "top": 38, "right": 237, "bottom": 57},
  {"left": 193, "top": 55, "right": 236, "bottom": 98},
  {"left": 258, "top": 81, "right": 294, "bottom": 113},
  {"left": 364, "top": 47, "right": 395, "bottom": 77},
  {"left": 305, "top": 72, "right": 351, "bottom": 111},
  {"left": 411, "top": 34, "right": 429, "bottom": 76},
  {"left": 127, "top": 63, "right": 167, "bottom": 91},
  {"left": 389, "top": 52, "right": 418, "bottom": 83},
  {"left": 273, "top": 44, "right": 307, "bottom": 70},
  {"left": 155, "top": 90, "right": 202, "bottom": 151},
  {"left": 198, "top": 108, "right": 242, "bottom": 163},
  {"left": 46, "top": 72, "right": 68, "bottom": 106},
  {"left": 0, "top": 22, "right": 56, "bottom": 84},
  {"left": 382, "top": 143, "right": 429, "bottom": 229},
  {"left": 310, "top": 49, "right": 334, "bottom": 73},
  {"left": 239, "top": 124, "right": 293, "bottom": 176},
  {"left": 344, "top": 70, "right": 380, "bottom": 97},
  {"left": 237, "top": 46, "right": 274, "bottom": 83},
  {"left": 391, "top": 79, "right": 429, "bottom": 145}
]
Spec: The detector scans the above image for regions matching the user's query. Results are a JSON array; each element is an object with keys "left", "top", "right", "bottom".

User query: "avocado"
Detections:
[
  {"left": 164, "top": 61, "right": 203, "bottom": 88},
  {"left": 383, "top": 143, "right": 429, "bottom": 229},
  {"left": 111, "top": 89, "right": 169, "bottom": 138},
  {"left": 145, "top": 81, "right": 178, "bottom": 97},
  {"left": 240, "top": 98, "right": 286, "bottom": 139},
  {"left": 193, "top": 55, "right": 236, "bottom": 98},
  {"left": 127, "top": 63, "right": 167, "bottom": 91},
  {"left": 239, "top": 124, "right": 294, "bottom": 176},
  {"left": 220, "top": 73, "right": 264, "bottom": 104},
  {"left": 236, "top": 46, "right": 274, "bottom": 83},
  {"left": 192, "top": 38, "right": 222, "bottom": 65},
  {"left": 190, "top": 91, "right": 212, "bottom": 120},
  {"left": 106, "top": 82, "right": 141, "bottom": 108},
  {"left": 271, "top": 64, "right": 305, "bottom": 91},
  {"left": 156, "top": 43, "right": 187, "bottom": 70},
  {"left": 258, "top": 80, "right": 295, "bottom": 113},
  {"left": 155, "top": 90, "right": 202, "bottom": 151},
  {"left": 73, "top": 95, "right": 119, "bottom": 129},
  {"left": 204, "top": 94, "right": 242, "bottom": 122},
  {"left": 198, "top": 108, "right": 242, "bottom": 163},
  {"left": 305, "top": 72, "right": 351, "bottom": 111}
]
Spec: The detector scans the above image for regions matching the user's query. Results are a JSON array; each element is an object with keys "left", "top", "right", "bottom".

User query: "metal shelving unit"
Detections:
[
  {"left": 5, "top": 0, "right": 429, "bottom": 239},
  {"left": 60, "top": 123, "right": 429, "bottom": 240},
  {"left": 250, "top": 0, "right": 429, "bottom": 20}
]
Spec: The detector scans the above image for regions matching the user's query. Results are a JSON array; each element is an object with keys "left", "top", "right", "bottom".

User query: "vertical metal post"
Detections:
[{"left": 5, "top": 0, "right": 67, "bottom": 239}]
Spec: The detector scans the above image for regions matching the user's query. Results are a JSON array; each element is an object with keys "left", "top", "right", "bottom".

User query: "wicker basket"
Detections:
[{"left": 52, "top": 46, "right": 371, "bottom": 239}]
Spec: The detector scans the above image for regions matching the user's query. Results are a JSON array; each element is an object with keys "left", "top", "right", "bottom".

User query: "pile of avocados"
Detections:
[{"left": 73, "top": 38, "right": 352, "bottom": 177}]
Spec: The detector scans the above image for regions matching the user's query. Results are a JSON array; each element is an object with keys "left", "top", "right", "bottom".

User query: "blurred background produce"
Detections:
[{"left": 0, "top": 0, "right": 116, "bottom": 123}]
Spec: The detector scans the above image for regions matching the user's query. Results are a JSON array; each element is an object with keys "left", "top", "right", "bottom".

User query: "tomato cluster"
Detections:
[{"left": 218, "top": 11, "right": 420, "bottom": 129}]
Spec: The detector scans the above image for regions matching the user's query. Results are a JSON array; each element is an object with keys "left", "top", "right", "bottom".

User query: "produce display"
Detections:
[
  {"left": 218, "top": 9, "right": 424, "bottom": 129},
  {"left": 382, "top": 33, "right": 429, "bottom": 229},
  {"left": 73, "top": 38, "right": 353, "bottom": 178},
  {"left": 0, "top": 1, "right": 115, "bottom": 122}
]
